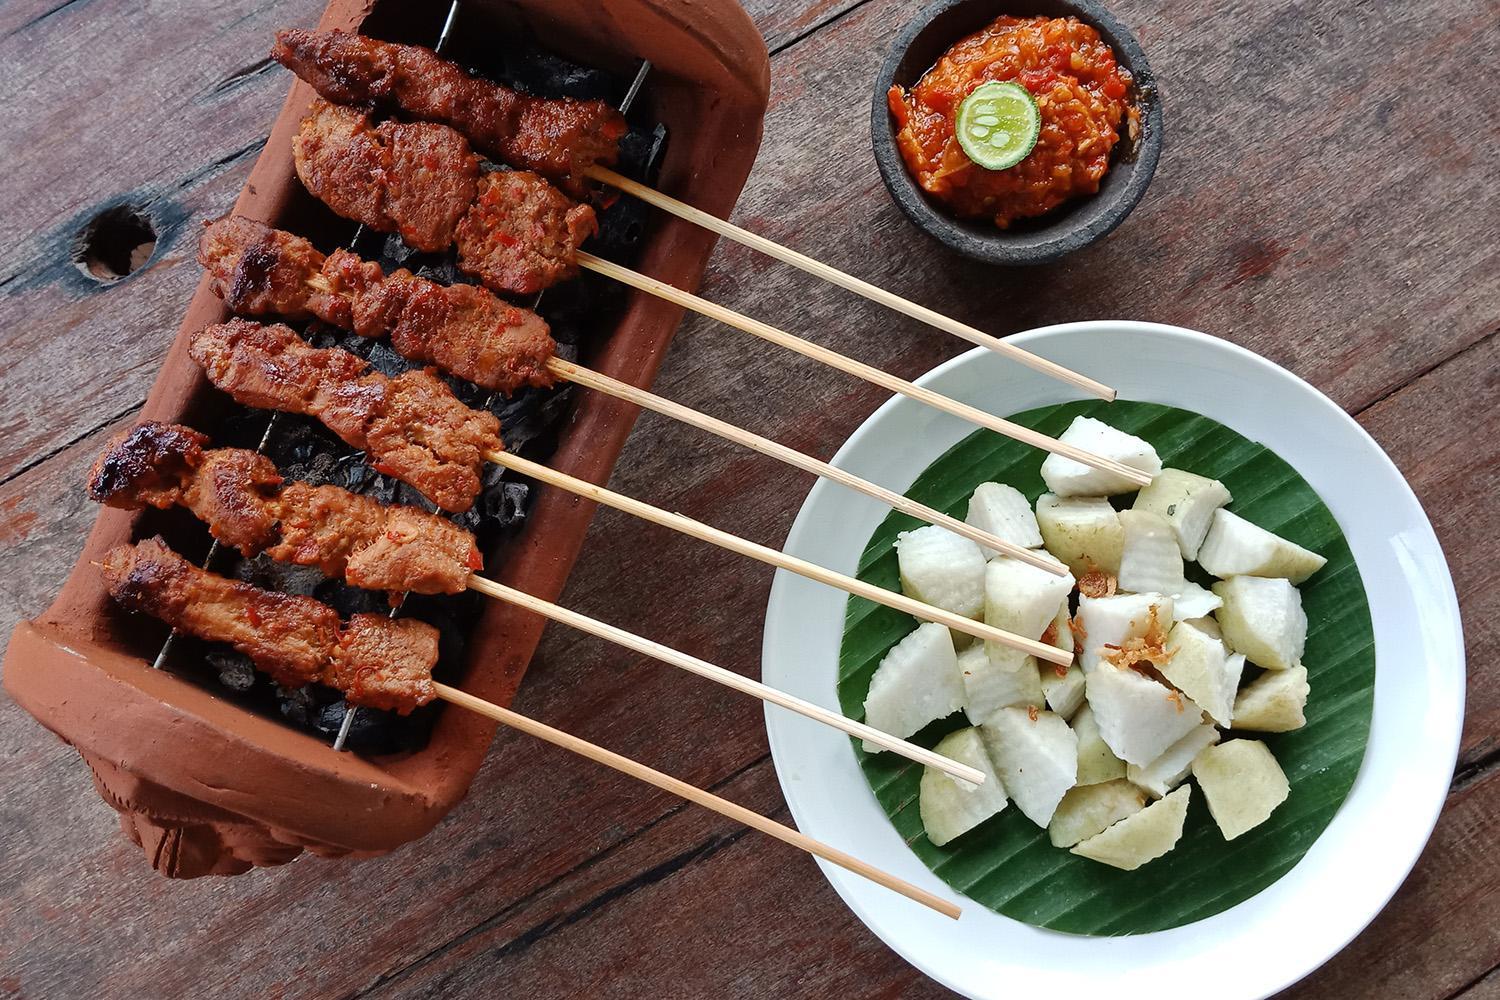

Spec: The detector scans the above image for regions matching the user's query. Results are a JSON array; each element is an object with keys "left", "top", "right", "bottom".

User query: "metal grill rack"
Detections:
[{"left": 145, "top": 0, "right": 659, "bottom": 756}]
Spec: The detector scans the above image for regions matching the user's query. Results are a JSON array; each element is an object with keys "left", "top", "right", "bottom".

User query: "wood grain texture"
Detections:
[
  {"left": 1457, "top": 965, "right": 1500, "bottom": 1000},
  {"left": 0, "top": 0, "right": 1496, "bottom": 996}
]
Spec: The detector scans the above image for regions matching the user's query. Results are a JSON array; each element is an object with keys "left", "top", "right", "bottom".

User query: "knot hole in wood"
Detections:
[{"left": 73, "top": 204, "right": 157, "bottom": 283}]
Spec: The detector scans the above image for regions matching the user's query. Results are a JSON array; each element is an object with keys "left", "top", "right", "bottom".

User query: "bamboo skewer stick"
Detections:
[
  {"left": 434, "top": 682, "right": 961, "bottom": 918},
  {"left": 546, "top": 358, "right": 1059, "bottom": 574},
  {"left": 583, "top": 164, "right": 1115, "bottom": 402},
  {"left": 298, "top": 270, "right": 1099, "bottom": 558},
  {"left": 465, "top": 575, "right": 984, "bottom": 784},
  {"left": 575, "top": 252, "right": 1150, "bottom": 488},
  {"left": 485, "top": 448, "right": 1071, "bottom": 666}
]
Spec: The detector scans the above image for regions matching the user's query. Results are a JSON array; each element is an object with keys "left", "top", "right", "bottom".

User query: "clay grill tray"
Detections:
[{"left": 2, "top": 0, "right": 769, "bottom": 877}]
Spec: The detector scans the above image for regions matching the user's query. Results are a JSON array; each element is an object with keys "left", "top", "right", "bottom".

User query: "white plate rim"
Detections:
[{"left": 760, "top": 319, "right": 1465, "bottom": 1000}]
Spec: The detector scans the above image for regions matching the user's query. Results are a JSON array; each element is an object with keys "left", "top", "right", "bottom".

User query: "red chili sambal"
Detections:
[{"left": 888, "top": 15, "right": 1138, "bottom": 229}]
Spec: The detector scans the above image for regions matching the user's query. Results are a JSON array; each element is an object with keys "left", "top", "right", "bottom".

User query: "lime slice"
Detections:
[{"left": 955, "top": 81, "right": 1040, "bottom": 171}]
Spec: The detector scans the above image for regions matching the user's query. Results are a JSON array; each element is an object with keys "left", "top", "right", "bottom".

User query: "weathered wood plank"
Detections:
[
  {"left": 739, "top": 0, "right": 867, "bottom": 52},
  {"left": 0, "top": 0, "right": 1496, "bottom": 996},
  {"left": 1283, "top": 765, "right": 1500, "bottom": 998},
  {"left": 1455, "top": 964, "right": 1500, "bottom": 1000},
  {"left": 1351, "top": 332, "right": 1499, "bottom": 770},
  {"left": 0, "top": 0, "right": 314, "bottom": 483},
  {"left": 359, "top": 756, "right": 951, "bottom": 999}
]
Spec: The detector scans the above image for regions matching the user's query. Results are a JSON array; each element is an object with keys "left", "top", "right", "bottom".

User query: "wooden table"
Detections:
[{"left": 1, "top": 0, "right": 1495, "bottom": 996}]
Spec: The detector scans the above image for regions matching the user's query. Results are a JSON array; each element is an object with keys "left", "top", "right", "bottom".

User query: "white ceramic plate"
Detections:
[{"left": 760, "top": 320, "right": 1464, "bottom": 1000}]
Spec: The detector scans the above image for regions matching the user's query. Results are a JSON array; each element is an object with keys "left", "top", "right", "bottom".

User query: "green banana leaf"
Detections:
[{"left": 836, "top": 400, "right": 1374, "bottom": 934}]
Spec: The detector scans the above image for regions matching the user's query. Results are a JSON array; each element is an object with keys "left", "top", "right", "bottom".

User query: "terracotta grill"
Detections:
[{"left": 2, "top": 0, "right": 769, "bottom": 878}]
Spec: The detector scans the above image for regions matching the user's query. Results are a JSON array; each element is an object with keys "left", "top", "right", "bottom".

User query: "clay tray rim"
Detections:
[{"left": 4, "top": 0, "right": 771, "bottom": 854}]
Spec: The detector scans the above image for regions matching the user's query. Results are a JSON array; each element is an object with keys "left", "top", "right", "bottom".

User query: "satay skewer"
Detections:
[
  {"left": 100, "top": 538, "right": 957, "bottom": 917},
  {"left": 188, "top": 320, "right": 1067, "bottom": 662},
  {"left": 87, "top": 423, "right": 984, "bottom": 782},
  {"left": 578, "top": 252, "right": 1148, "bottom": 487},
  {"left": 276, "top": 102, "right": 1142, "bottom": 485},
  {"left": 435, "top": 682, "right": 961, "bottom": 918},
  {"left": 485, "top": 447, "right": 1071, "bottom": 667},
  {"left": 584, "top": 164, "right": 1114, "bottom": 401},
  {"left": 545, "top": 358, "right": 1060, "bottom": 572}
]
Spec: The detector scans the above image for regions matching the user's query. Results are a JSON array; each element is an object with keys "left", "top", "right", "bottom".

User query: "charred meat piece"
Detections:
[
  {"left": 101, "top": 537, "right": 439, "bottom": 712},
  {"left": 198, "top": 215, "right": 350, "bottom": 325},
  {"left": 294, "top": 99, "right": 479, "bottom": 253},
  {"left": 455, "top": 170, "right": 597, "bottom": 295},
  {"left": 326, "top": 615, "right": 438, "bottom": 713},
  {"left": 200, "top": 216, "right": 326, "bottom": 319},
  {"left": 88, "top": 421, "right": 211, "bottom": 510},
  {"left": 102, "top": 536, "right": 339, "bottom": 689},
  {"left": 326, "top": 248, "right": 557, "bottom": 391},
  {"left": 188, "top": 319, "right": 500, "bottom": 513},
  {"left": 180, "top": 450, "right": 285, "bottom": 555},
  {"left": 290, "top": 100, "right": 596, "bottom": 295},
  {"left": 271, "top": 482, "right": 480, "bottom": 595},
  {"left": 89, "top": 422, "right": 283, "bottom": 554},
  {"left": 272, "top": 28, "right": 627, "bottom": 188},
  {"left": 91, "top": 422, "right": 482, "bottom": 595},
  {"left": 199, "top": 218, "right": 557, "bottom": 393}
]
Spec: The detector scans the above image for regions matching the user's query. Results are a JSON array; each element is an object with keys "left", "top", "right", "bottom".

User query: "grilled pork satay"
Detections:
[
  {"left": 187, "top": 319, "right": 501, "bottom": 513},
  {"left": 294, "top": 98, "right": 479, "bottom": 253},
  {"left": 102, "top": 537, "right": 439, "bottom": 713},
  {"left": 198, "top": 216, "right": 557, "bottom": 393},
  {"left": 271, "top": 29, "right": 627, "bottom": 188},
  {"left": 293, "top": 100, "right": 597, "bottom": 295},
  {"left": 89, "top": 421, "right": 481, "bottom": 595}
]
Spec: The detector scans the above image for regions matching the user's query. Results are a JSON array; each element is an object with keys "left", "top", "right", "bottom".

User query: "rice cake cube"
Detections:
[{"left": 1191, "top": 739, "right": 1290, "bottom": 840}]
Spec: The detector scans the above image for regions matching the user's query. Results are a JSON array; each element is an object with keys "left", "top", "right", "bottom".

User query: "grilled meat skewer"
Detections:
[
  {"left": 293, "top": 98, "right": 478, "bottom": 253},
  {"left": 199, "top": 216, "right": 557, "bottom": 393},
  {"left": 294, "top": 100, "right": 595, "bottom": 295},
  {"left": 272, "top": 29, "right": 627, "bottom": 191},
  {"left": 103, "top": 536, "right": 439, "bottom": 713},
  {"left": 188, "top": 319, "right": 501, "bottom": 513},
  {"left": 89, "top": 421, "right": 482, "bottom": 596}
]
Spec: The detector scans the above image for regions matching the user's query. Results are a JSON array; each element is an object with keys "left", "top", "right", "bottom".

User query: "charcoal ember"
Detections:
[
  {"left": 479, "top": 478, "right": 531, "bottom": 534},
  {"left": 401, "top": 592, "right": 480, "bottom": 666},
  {"left": 374, "top": 232, "right": 464, "bottom": 286},
  {"left": 315, "top": 698, "right": 435, "bottom": 754},
  {"left": 494, "top": 383, "right": 575, "bottom": 451},
  {"left": 208, "top": 650, "right": 259, "bottom": 692},
  {"left": 278, "top": 684, "right": 321, "bottom": 728},
  {"left": 375, "top": 232, "right": 420, "bottom": 269},
  {"left": 314, "top": 579, "right": 388, "bottom": 619},
  {"left": 261, "top": 418, "right": 347, "bottom": 475},
  {"left": 613, "top": 121, "right": 669, "bottom": 197},
  {"left": 455, "top": 34, "right": 618, "bottom": 102},
  {"left": 234, "top": 553, "right": 326, "bottom": 597},
  {"left": 595, "top": 197, "right": 651, "bottom": 256}
]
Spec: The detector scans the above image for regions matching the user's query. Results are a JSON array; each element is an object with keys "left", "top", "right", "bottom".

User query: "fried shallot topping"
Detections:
[
  {"left": 1068, "top": 614, "right": 1088, "bottom": 646},
  {"left": 1100, "top": 604, "right": 1174, "bottom": 673},
  {"left": 1077, "top": 567, "right": 1117, "bottom": 599}
]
